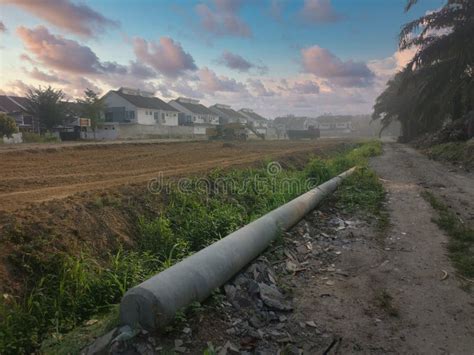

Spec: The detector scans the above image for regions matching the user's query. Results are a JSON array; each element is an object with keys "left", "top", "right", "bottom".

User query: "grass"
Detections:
[
  {"left": 0, "top": 140, "right": 383, "bottom": 354},
  {"left": 422, "top": 191, "right": 474, "bottom": 280},
  {"left": 425, "top": 141, "right": 474, "bottom": 170}
]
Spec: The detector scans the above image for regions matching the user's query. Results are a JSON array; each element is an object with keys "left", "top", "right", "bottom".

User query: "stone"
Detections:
[{"left": 258, "top": 283, "right": 293, "bottom": 311}]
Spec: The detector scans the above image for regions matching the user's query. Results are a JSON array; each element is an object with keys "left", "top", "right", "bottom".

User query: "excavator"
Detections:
[{"left": 206, "top": 123, "right": 265, "bottom": 141}]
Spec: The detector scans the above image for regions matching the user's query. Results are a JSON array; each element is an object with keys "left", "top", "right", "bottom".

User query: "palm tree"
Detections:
[{"left": 373, "top": 0, "right": 474, "bottom": 140}]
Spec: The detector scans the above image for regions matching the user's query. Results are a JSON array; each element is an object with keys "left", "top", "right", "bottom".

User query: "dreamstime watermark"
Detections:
[{"left": 147, "top": 161, "right": 323, "bottom": 196}]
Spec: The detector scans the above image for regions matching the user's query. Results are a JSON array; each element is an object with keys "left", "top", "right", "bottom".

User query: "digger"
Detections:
[{"left": 206, "top": 122, "right": 265, "bottom": 141}]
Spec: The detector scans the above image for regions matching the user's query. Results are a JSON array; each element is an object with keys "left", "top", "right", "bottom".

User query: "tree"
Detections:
[
  {"left": 77, "top": 89, "right": 105, "bottom": 137},
  {"left": 373, "top": 0, "right": 474, "bottom": 140},
  {"left": 25, "top": 86, "right": 67, "bottom": 132},
  {"left": 0, "top": 113, "right": 18, "bottom": 138}
]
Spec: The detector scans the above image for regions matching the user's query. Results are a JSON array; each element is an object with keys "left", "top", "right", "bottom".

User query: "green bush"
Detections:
[{"left": 22, "top": 132, "right": 60, "bottom": 143}]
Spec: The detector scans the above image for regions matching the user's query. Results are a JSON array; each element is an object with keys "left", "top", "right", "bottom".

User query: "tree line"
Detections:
[
  {"left": 372, "top": 0, "right": 473, "bottom": 141},
  {"left": 0, "top": 87, "right": 105, "bottom": 138}
]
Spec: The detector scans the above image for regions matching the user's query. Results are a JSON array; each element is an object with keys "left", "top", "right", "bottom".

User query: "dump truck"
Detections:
[
  {"left": 207, "top": 123, "right": 265, "bottom": 141},
  {"left": 287, "top": 125, "right": 320, "bottom": 140}
]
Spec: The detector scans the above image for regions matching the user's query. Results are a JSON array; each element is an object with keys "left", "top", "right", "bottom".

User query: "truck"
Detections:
[{"left": 287, "top": 125, "right": 320, "bottom": 140}]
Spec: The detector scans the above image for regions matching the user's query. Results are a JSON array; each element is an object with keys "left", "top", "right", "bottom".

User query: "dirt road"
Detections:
[
  {"left": 300, "top": 143, "right": 474, "bottom": 353},
  {"left": 127, "top": 143, "right": 474, "bottom": 354},
  {"left": 295, "top": 143, "right": 474, "bottom": 353},
  {"left": 0, "top": 139, "right": 344, "bottom": 211}
]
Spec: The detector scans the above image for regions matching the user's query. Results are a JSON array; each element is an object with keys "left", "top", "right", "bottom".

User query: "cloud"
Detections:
[
  {"left": 128, "top": 61, "right": 156, "bottom": 79},
  {"left": 198, "top": 67, "right": 246, "bottom": 93},
  {"left": 368, "top": 47, "right": 417, "bottom": 82},
  {"left": 292, "top": 80, "right": 320, "bottom": 94},
  {"left": 27, "top": 67, "right": 70, "bottom": 84},
  {"left": 1, "top": 80, "right": 33, "bottom": 96},
  {"left": 299, "top": 0, "right": 341, "bottom": 24},
  {"left": 2, "top": 0, "right": 118, "bottom": 37},
  {"left": 17, "top": 26, "right": 105, "bottom": 74},
  {"left": 301, "top": 45, "right": 374, "bottom": 87},
  {"left": 218, "top": 50, "right": 267, "bottom": 74},
  {"left": 247, "top": 79, "right": 276, "bottom": 97},
  {"left": 0, "top": 21, "right": 6, "bottom": 33},
  {"left": 196, "top": 0, "right": 251, "bottom": 37},
  {"left": 132, "top": 36, "right": 197, "bottom": 78}
]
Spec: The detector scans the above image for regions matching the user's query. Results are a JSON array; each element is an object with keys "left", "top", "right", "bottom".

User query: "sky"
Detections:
[{"left": 0, "top": 0, "right": 442, "bottom": 118}]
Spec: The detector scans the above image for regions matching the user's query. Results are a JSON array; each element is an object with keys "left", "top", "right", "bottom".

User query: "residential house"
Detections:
[
  {"left": 102, "top": 87, "right": 179, "bottom": 126},
  {"left": 238, "top": 108, "right": 268, "bottom": 135},
  {"left": 316, "top": 115, "right": 353, "bottom": 135},
  {"left": 0, "top": 95, "right": 38, "bottom": 132},
  {"left": 209, "top": 104, "right": 248, "bottom": 124},
  {"left": 168, "top": 97, "right": 219, "bottom": 125}
]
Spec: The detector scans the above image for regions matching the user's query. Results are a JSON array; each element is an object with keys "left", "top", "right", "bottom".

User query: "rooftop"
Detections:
[
  {"left": 239, "top": 108, "right": 267, "bottom": 122},
  {"left": 112, "top": 90, "right": 178, "bottom": 112},
  {"left": 172, "top": 98, "right": 216, "bottom": 116}
]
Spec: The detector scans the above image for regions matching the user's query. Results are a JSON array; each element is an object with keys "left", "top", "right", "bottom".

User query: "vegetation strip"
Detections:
[
  {"left": 422, "top": 191, "right": 474, "bottom": 281},
  {"left": 0, "top": 141, "right": 381, "bottom": 354}
]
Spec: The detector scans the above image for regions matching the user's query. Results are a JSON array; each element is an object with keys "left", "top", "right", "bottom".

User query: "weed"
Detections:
[
  {"left": 375, "top": 289, "right": 399, "bottom": 317},
  {"left": 422, "top": 191, "right": 474, "bottom": 280}
]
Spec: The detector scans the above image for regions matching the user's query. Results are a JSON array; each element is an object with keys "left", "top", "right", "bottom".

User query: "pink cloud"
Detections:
[
  {"left": 299, "top": 0, "right": 341, "bottom": 24},
  {"left": 17, "top": 26, "right": 103, "bottom": 74},
  {"left": 198, "top": 67, "right": 246, "bottom": 93},
  {"left": 3, "top": 0, "right": 118, "bottom": 37},
  {"left": 196, "top": 0, "right": 251, "bottom": 37},
  {"left": 17, "top": 26, "right": 129, "bottom": 76},
  {"left": 132, "top": 37, "right": 197, "bottom": 78},
  {"left": 301, "top": 45, "right": 374, "bottom": 87}
]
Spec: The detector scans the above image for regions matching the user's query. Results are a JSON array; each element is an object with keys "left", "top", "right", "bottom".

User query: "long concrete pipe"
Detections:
[{"left": 120, "top": 167, "right": 356, "bottom": 330}]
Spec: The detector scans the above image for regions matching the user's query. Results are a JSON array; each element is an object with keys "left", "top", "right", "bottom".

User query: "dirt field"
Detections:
[{"left": 0, "top": 139, "right": 345, "bottom": 212}]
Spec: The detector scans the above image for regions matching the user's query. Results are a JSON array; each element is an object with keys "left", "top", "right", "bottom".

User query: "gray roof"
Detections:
[
  {"left": 113, "top": 90, "right": 178, "bottom": 112},
  {"left": 0, "top": 95, "right": 28, "bottom": 113},
  {"left": 239, "top": 109, "right": 267, "bottom": 122},
  {"left": 173, "top": 100, "right": 216, "bottom": 115},
  {"left": 209, "top": 105, "right": 247, "bottom": 119}
]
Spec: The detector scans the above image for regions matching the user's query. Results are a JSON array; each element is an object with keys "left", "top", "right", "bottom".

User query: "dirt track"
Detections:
[{"left": 0, "top": 139, "right": 344, "bottom": 211}]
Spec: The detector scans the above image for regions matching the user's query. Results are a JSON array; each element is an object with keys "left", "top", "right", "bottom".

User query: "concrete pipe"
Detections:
[{"left": 120, "top": 167, "right": 356, "bottom": 330}]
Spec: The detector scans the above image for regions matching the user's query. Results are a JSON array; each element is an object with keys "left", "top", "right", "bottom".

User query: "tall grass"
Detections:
[{"left": 0, "top": 141, "right": 382, "bottom": 353}]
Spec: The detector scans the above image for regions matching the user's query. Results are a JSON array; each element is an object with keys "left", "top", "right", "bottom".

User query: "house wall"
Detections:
[
  {"left": 193, "top": 125, "right": 208, "bottom": 135},
  {"left": 3, "top": 132, "right": 23, "bottom": 144},
  {"left": 118, "top": 124, "right": 196, "bottom": 139},
  {"left": 103, "top": 92, "right": 137, "bottom": 123},
  {"left": 137, "top": 108, "right": 155, "bottom": 125}
]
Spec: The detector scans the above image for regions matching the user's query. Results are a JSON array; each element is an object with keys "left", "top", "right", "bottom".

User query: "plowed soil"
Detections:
[{"left": 0, "top": 139, "right": 345, "bottom": 212}]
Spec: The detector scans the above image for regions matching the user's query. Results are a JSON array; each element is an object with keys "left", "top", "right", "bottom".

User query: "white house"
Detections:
[
  {"left": 238, "top": 108, "right": 268, "bottom": 135},
  {"left": 168, "top": 97, "right": 219, "bottom": 125},
  {"left": 0, "top": 95, "right": 38, "bottom": 132},
  {"left": 102, "top": 87, "right": 179, "bottom": 126},
  {"left": 209, "top": 104, "right": 248, "bottom": 124}
]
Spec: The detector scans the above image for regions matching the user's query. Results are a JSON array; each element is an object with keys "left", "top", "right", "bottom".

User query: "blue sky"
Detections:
[{"left": 0, "top": 0, "right": 440, "bottom": 117}]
